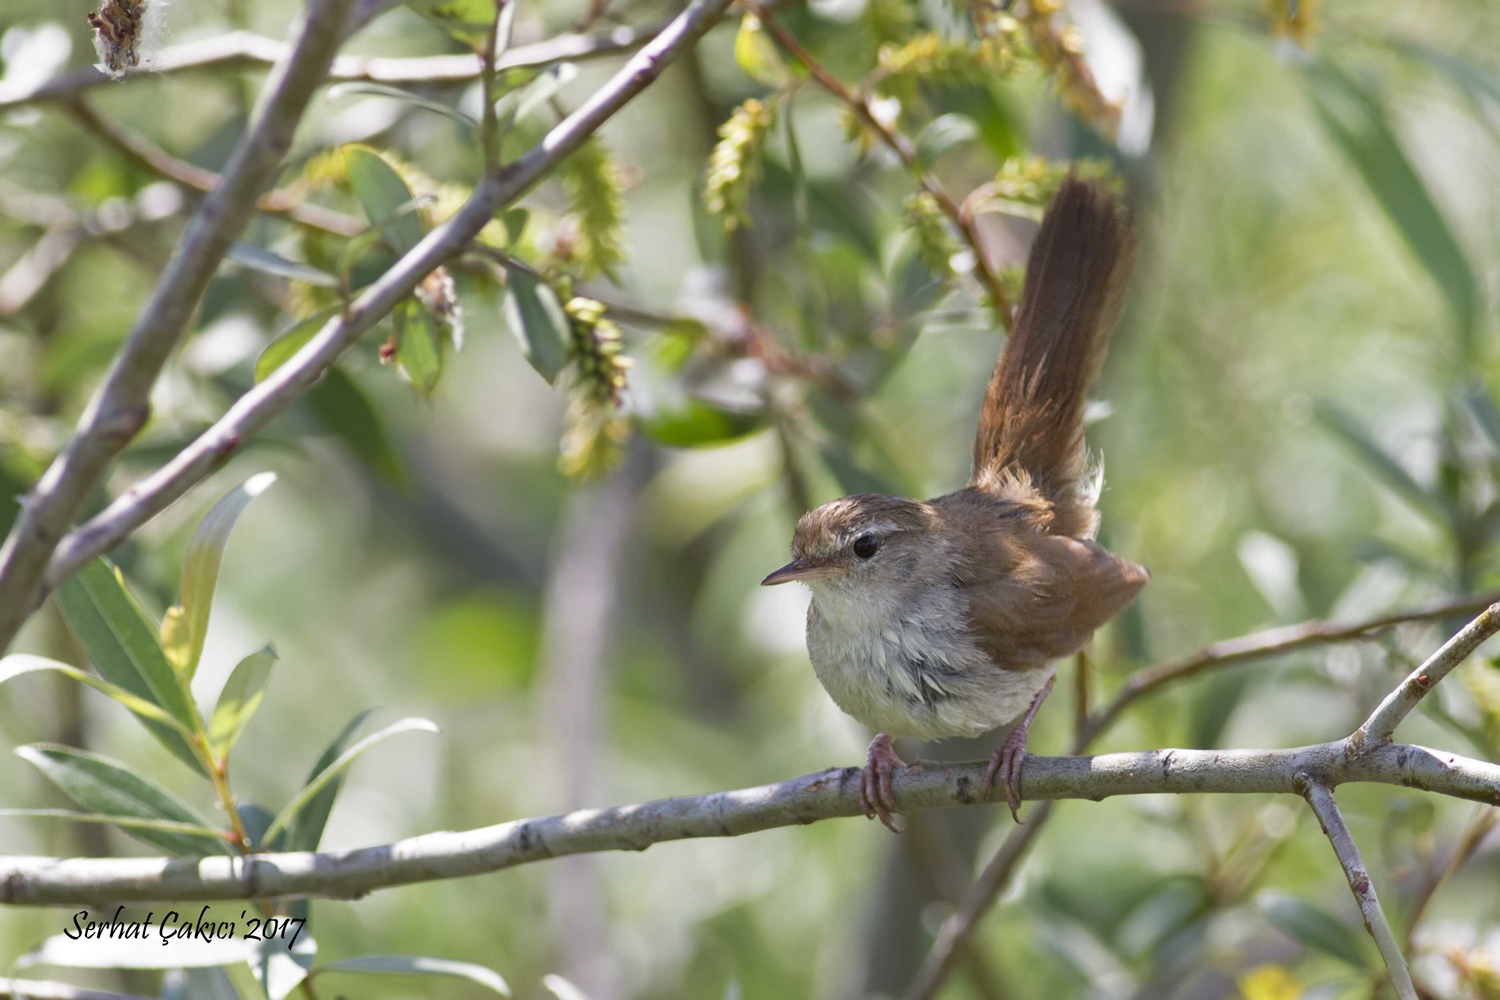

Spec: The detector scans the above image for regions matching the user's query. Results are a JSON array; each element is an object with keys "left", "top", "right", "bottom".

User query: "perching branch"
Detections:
[
  {"left": 0, "top": 23, "right": 656, "bottom": 112},
  {"left": 1301, "top": 781, "right": 1418, "bottom": 1000},
  {"left": 0, "top": 0, "right": 358, "bottom": 655},
  {"left": 6, "top": 0, "right": 738, "bottom": 623},
  {"left": 903, "top": 594, "right": 1500, "bottom": 1000},
  {"left": 0, "top": 739, "right": 1495, "bottom": 907}
]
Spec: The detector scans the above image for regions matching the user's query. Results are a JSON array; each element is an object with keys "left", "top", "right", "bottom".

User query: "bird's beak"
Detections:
[{"left": 761, "top": 559, "right": 838, "bottom": 586}]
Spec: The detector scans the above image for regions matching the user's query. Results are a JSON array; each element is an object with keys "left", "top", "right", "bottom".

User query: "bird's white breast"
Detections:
[{"left": 805, "top": 578, "right": 1052, "bottom": 741}]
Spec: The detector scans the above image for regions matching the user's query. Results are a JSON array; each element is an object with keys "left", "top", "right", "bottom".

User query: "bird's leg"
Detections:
[
  {"left": 859, "top": 733, "right": 906, "bottom": 833},
  {"left": 986, "top": 674, "right": 1056, "bottom": 823}
]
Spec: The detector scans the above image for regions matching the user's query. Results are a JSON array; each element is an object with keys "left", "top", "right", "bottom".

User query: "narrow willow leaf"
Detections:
[
  {"left": 1257, "top": 891, "right": 1370, "bottom": 968},
  {"left": 345, "top": 147, "right": 425, "bottom": 255},
  {"left": 1303, "top": 62, "right": 1479, "bottom": 356},
  {"left": 914, "top": 113, "right": 980, "bottom": 168},
  {"left": 642, "top": 400, "right": 764, "bottom": 448},
  {"left": 503, "top": 268, "right": 570, "bottom": 383},
  {"left": 15, "top": 744, "right": 230, "bottom": 856},
  {"left": 55, "top": 560, "right": 203, "bottom": 772},
  {"left": 0, "top": 654, "right": 195, "bottom": 736},
  {"left": 227, "top": 243, "right": 339, "bottom": 288},
  {"left": 21, "top": 930, "right": 258, "bottom": 970},
  {"left": 179, "top": 473, "right": 277, "bottom": 681},
  {"left": 0, "top": 808, "right": 231, "bottom": 838},
  {"left": 161, "top": 604, "right": 190, "bottom": 673},
  {"left": 1314, "top": 401, "right": 1451, "bottom": 525},
  {"left": 221, "top": 962, "right": 273, "bottom": 1000},
  {"left": 494, "top": 64, "right": 577, "bottom": 136},
  {"left": 314, "top": 955, "right": 510, "bottom": 996},
  {"left": 282, "top": 708, "right": 374, "bottom": 852},
  {"left": 542, "top": 974, "right": 592, "bottom": 1000},
  {"left": 394, "top": 298, "right": 443, "bottom": 395},
  {"left": 208, "top": 645, "right": 278, "bottom": 757},
  {"left": 256, "top": 309, "right": 338, "bottom": 384},
  {"left": 307, "top": 366, "right": 406, "bottom": 485},
  {"left": 263, "top": 718, "right": 439, "bottom": 848},
  {"left": 405, "top": 0, "right": 500, "bottom": 46},
  {"left": 326, "top": 82, "right": 477, "bottom": 129}
]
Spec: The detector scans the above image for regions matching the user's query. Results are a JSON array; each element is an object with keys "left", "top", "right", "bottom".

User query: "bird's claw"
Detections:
[
  {"left": 859, "top": 734, "right": 905, "bottom": 833},
  {"left": 985, "top": 729, "right": 1029, "bottom": 823}
]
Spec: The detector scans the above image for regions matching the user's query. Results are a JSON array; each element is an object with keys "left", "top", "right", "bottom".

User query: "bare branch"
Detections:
[
  {"left": 0, "top": 739, "right": 1494, "bottom": 907},
  {"left": 1302, "top": 782, "right": 1418, "bottom": 1000},
  {"left": 0, "top": 24, "right": 656, "bottom": 112},
  {"left": 0, "top": 0, "right": 359, "bottom": 654},
  {"left": 1356, "top": 603, "right": 1500, "bottom": 745},
  {"left": 40, "top": 0, "right": 739, "bottom": 591}
]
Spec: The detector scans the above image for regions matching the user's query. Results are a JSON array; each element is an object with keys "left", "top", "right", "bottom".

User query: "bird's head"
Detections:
[{"left": 761, "top": 494, "right": 941, "bottom": 595}]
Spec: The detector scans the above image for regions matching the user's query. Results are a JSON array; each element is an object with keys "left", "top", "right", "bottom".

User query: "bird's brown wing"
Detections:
[{"left": 940, "top": 491, "right": 1148, "bottom": 670}]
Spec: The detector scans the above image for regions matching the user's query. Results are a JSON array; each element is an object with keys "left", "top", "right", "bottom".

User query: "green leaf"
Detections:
[
  {"left": 0, "top": 808, "right": 230, "bottom": 838},
  {"left": 0, "top": 654, "right": 196, "bottom": 737},
  {"left": 503, "top": 268, "right": 570, "bottom": 383},
  {"left": 914, "top": 113, "right": 980, "bottom": 168},
  {"left": 55, "top": 560, "right": 203, "bottom": 773},
  {"left": 394, "top": 298, "right": 444, "bottom": 395},
  {"left": 280, "top": 709, "right": 372, "bottom": 852},
  {"left": 15, "top": 744, "right": 230, "bottom": 856},
  {"left": 405, "top": 0, "right": 501, "bottom": 46},
  {"left": 1314, "top": 401, "right": 1451, "bottom": 525},
  {"left": 208, "top": 646, "right": 277, "bottom": 757},
  {"left": 345, "top": 147, "right": 425, "bottom": 256},
  {"left": 542, "top": 975, "right": 591, "bottom": 1000},
  {"left": 21, "top": 929, "right": 258, "bottom": 970},
  {"left": 734, "top": 13, "right": 791, "bottom": 87},
  {"left": 178, "top": 473, "right": 277, "bottom": 680},
  {"left": 307, "top": 366, "right": 406, "bottom": 485},
  {"left": 643, "top": 400, "right": 765, "bottom": 448},
  {"left": 1303, "top": 61, "right": 1479, "bottom": 356},
  {"left": 256, "top": 309, "right": 338, "bottom": 383},
  {"left": 264, "top": 718, "right": 438, "bottom": 848},
  {"left": 1257, "top": 891, "right": 1370, "bottom": 968},
  {"left": 313, "top": 956, "right": 510, "bottom": 996},
  {"left": 267, "top": 719, "right": 439, "bottom": 847},
  {"left": 227, "top": 243, "right": 339, "bottom": 288},
  {"left": 326, "top": 83, "right": 478, "bottom": 129},
  {"left": 500, "top": 207, "right": 529, "bottom": 245}
]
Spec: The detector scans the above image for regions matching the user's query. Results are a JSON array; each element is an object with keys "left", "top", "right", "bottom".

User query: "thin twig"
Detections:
[
  {"left": 39, "top": 0, "right": 740, "bottom": 594},
  {"left": 62, "top": 98, "right": 363, "bottom": 237},
  {"left": 0, "top": 738, "right": 1495, "bottom": 907},
  {"left": 0, "top": 24, "right": 659, "bottom": 111},
  {"left": 0, "top": 0, "right": 360, "bottom": 655},
  {"left": 903, "top": 591, "right": 1500, "bottom": 1000},
  {"left": 751, "top": 6, "right": 1015, "bottom": 322},
  {"left": 1356, "top": 603, "right": 1500, "bottom": 745},
  {"left": 1302, "top": 781, "right": 1418, "bottom": 1000}
]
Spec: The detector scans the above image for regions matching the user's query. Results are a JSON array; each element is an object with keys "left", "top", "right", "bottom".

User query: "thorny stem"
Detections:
[{"left": 751, "top": 5, "right": 1015, "bottom": 323}]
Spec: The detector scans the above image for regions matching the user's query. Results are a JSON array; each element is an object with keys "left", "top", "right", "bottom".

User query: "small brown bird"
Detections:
[{"left": 762, "top": 177, "right": 1147, "bottom": 831}]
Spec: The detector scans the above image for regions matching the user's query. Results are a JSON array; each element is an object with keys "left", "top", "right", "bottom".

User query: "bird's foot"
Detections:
[
  {"left": 859, "top": 733, "right": 905, "bottom": 833},
  {"left": 985, "top": 726, "right": 1031, "bottom": 823},
  {"left": 985, "top": 674, "right": 1057, "bottom": 823}
]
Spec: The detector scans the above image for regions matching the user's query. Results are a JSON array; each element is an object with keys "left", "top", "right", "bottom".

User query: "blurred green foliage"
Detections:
[{"left": 0, "top": 0, "right": 1499, "bottom": 997}]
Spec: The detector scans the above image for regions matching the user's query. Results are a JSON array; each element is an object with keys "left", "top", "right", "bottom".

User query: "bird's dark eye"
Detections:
[{"left": 852, "top": 534, "right": 879, "bottom": 559}]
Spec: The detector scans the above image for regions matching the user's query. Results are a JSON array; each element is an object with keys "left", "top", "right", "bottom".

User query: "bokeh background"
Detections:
[{"left": 1, "top": 0, "right": 1500, "bottom": 997}]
